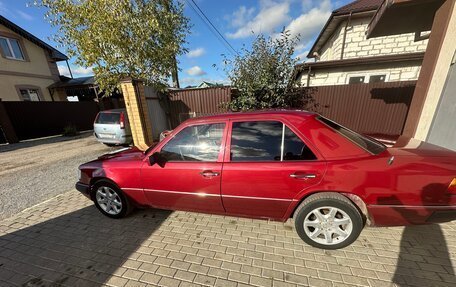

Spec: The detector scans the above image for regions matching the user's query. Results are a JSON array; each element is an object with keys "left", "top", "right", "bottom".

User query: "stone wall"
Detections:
[
  {"left": 301, "top": 16, "right": 428, "bottom": 87},
  {"left": 320, "top": 17, "right": 428, "bottom": 61}
]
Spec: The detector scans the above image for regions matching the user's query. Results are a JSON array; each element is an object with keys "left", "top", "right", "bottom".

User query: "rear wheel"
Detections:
[
  {"left": 294, "top": 193, "right": 363, "bottom": 249},
  {"left": 92, "top": 181, "right": 133, "bottom": 218}
]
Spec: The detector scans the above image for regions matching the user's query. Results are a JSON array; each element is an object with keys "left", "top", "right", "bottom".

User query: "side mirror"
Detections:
[{"left": 149, "top": 152, "right": 166, "bottom": 168}]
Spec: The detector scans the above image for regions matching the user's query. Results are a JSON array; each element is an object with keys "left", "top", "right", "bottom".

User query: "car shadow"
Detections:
[
  {"left": 379, "top": 183, "right": 455, "bottom": 286},
  {"left": 392, "top": 224, "right": 454, "bottom": 286},
  {"left": 0, "top": 206, "right": 171, "bottom": 286}
]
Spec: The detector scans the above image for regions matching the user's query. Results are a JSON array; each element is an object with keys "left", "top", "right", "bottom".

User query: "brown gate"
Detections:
[{"left": 304, "top": 81, "right": 416, "bottom": 137}]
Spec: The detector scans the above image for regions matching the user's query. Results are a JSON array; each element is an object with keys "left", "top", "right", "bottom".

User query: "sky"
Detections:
[{"left": 0, "top": 0, "right": 352, "bottom": 87}]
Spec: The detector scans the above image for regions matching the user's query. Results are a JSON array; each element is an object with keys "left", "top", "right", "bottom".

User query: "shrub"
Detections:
[{"left": 63, "top": 124, "right": 79, "bottom": 137}]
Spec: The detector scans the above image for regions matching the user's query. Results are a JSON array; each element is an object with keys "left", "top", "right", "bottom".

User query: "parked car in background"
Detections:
[
  {"left": 93, "top": 109, "right": 132, "bottom": 146},
  {"left": 77, "top": 110, "right": 456, "bottom": 249}
]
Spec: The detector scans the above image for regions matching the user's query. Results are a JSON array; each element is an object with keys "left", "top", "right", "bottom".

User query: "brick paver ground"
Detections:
[{"left": 0, "top": 191, "right": 455, "bottom": 287}]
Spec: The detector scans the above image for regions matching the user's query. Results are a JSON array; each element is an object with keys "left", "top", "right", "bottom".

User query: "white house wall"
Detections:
[{"left": 320, "top": 17, "right": 428, "bottom": 61}]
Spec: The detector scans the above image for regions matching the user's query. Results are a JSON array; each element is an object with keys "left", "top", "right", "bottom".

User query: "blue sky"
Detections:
[{"left": 0, "top": 0, "right": 351, "bottom": 87}]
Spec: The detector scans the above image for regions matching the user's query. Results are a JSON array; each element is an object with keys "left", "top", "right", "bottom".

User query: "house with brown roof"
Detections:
[
  {"left": 0, "top": 15, "right": 67, "bottom": 102},
  {"left": 295, "top": 0, "right": 429, "bottom": 86}
]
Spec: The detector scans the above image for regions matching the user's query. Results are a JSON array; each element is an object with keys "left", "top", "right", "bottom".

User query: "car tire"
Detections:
[
  {"left": 294, "top": 192, "right": 363, "bottom": 249},
  {"left": 92, "top": 180, "right": 134, "bottom": 219},
  {"left": 104, "top": 143, "right": 117, "bottom": 147}
]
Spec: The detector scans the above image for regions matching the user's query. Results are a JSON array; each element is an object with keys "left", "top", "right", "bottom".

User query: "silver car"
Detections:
[{"left": 93, "top": 109, "right": 132, "bottom": 146}]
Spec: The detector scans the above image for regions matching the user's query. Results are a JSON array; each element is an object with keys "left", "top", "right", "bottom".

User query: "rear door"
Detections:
[{"left": 221, "top": 120, "right": 327, "bottom": 219}]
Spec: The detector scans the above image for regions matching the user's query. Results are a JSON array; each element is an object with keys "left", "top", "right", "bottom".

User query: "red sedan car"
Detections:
[{"left": 76, "top": 111, "right": 456, "bottom": 249}]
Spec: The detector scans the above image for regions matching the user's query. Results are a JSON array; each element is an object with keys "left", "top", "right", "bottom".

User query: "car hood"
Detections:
[
  {"left": 388, "top": 136, "right": 456, "bottom": 158},
  {"left": 97, "top": 146, "right": 145, "bottom": 161}
]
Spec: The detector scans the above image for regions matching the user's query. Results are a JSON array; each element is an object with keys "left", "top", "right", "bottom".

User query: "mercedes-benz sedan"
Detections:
[{"left": 76, "top": 110, "right": 456, "bottom": 249}]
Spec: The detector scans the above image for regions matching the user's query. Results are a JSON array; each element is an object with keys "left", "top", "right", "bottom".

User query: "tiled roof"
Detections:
[{"left": 333, "top": 0, "right": 384, "bottom": 15}]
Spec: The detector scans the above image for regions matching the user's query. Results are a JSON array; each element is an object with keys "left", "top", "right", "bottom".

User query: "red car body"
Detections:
[{"left": 76, "top": 111, "right": 456, "bottom": 226}]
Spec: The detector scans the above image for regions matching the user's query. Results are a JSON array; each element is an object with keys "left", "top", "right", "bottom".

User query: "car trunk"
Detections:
[
  {"left": 389, "top": 136, "right": 456, "bottom": 158},
  {"left": 94, "top": 112, "right": 122, "bottom": 139}
]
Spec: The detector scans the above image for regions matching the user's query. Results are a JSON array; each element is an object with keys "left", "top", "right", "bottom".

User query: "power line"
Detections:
[{"left": 186, "top": 0, "right": 238, "bottom": 55}]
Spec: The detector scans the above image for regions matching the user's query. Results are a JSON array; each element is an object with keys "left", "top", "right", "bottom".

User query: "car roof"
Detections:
[{"left": 186, "top": 109, "right": 317, "bottom": 122}]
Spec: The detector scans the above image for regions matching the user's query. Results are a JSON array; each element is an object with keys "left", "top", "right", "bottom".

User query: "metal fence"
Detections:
[
  {"left": 0, "top": 99, "right": 126, "bottom": 142},
  {"left": 167, "top": 87, "right": 232, "bottom": 128},
  {"left": 304, "top": 81, "right": 416, "bottom": 137},
  {"left": 165, "top": 82, "right": 414, "bottom": 137}
]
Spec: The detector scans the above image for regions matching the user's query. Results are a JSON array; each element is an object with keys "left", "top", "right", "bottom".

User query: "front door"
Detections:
[
  {"left": 141, "top": 122, "right": 227, "bottom": 213},
  {"left": 221, "top": 120, "right": 327, "bottom": 219}
]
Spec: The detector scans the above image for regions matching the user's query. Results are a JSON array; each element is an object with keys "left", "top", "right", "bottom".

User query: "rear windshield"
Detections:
[
  {"left": 317, "top": 116, "right": 386, "bottom": 155},
  {"left": 96, "top": 112, "right": 121, "bottom": 124}
]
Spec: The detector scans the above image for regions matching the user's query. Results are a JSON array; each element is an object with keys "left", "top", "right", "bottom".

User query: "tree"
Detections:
[
  {"left": 33, "top": 0, "right": 190, "bottom": 92},
  {"left": 222, "top": 31, "right": 310, "bottom": 111}
]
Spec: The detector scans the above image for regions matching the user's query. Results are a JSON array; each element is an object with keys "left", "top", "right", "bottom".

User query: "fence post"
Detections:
[
  {"left": 0, "top": 99, "right": 19, "bottom": 143},
  {"left": 120, "top": 78, "right": 153, "bottom": 150}
]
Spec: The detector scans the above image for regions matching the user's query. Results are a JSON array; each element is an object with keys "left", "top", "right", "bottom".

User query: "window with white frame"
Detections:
[
  {"left": 0, "top": 36, "right": 25, "bottom": 60},
  {"left": 19, "top": 89, "right": 41, "bottom": 101}
]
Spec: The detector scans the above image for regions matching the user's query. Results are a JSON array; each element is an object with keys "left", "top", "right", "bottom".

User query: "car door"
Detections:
[
  {"left": 141, "top": 121, "right": 227, "bottom": 213},
  {"left": 221, "top": 120, "right": 327, "bottom": 219}
]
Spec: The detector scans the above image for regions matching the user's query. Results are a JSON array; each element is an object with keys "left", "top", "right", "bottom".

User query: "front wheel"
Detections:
[
  {"left": 294, "top": 193, "right": 363, "bottom": 249},
  {"left": 92, "top": 181, "right": 133, "bottom": 218}
]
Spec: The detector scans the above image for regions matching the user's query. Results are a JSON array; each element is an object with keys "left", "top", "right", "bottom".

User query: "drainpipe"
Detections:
[
  {"left": 340, "top": 12, "right": 353, "bottom": 60},
  {"left": 306, "top": 66, "right": 312, "bottom": 87}
]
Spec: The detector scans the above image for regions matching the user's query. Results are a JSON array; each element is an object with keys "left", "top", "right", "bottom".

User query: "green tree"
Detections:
[
  {"left": 222, "top": 31, "right": 309, "bottom": 111},
  {"left": 33, "top": 0, "right": 190, "bottom": 92}
]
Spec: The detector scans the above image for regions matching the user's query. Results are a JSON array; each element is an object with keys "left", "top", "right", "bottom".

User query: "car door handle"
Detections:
[
  {"left": 290, "top": 173, "right": 317, "bottom": 179},
  {"left": 200, "top": 170, "right": 220, "bottom": 178}
]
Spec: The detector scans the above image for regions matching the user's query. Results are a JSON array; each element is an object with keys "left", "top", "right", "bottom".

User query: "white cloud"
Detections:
[
  {"left": 187, "top": 47, "right": 206, "bottom": 58},
  {"left": 73, "top": 66, "right": 94, "bottom": 76},
  {"left": 180, "top": 77, "right": 230, "bottom": 87},
  {"left": 16, "top": 10, "right": 34, "bottom": 21},
  {"left": 57, "top": 65, "right": 71, "bottom": 77},
  {"left": 226, "top": 1, "right": 290, "bottom": 39},
  {"left": 186, "top": 66, "right": 206, "bottom": 76},
  {"left": 58, "top": 65, "right": 94, "bottom": 77},
  {"left": 226, "top": 6, "right": 256, "bottom": 28},
  {"left": 282, "top": 0, "right": 332, "bottom": 46}
]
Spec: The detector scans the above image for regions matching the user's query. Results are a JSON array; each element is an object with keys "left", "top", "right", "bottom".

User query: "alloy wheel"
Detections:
[
  {"left": 303, "top": 206, "right": 353, "bottom": 245},
  {"left": 96, "top": 186, "right": 123, "bottom": 215}
]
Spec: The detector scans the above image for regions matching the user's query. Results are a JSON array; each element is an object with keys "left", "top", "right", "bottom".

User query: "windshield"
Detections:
[
  {"left": 317, "top": 116, "right": 386, "bottom": 155},
  {"left": 95, "top": 112, "right": 120, "bottom": 124}
]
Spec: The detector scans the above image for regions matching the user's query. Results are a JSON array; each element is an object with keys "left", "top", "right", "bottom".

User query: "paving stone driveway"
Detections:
[{"left": 0, "top": 191, "right": 455, "bottom": 287}]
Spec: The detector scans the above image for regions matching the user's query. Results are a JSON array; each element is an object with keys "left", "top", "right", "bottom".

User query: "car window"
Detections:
[
  {"left": 96, "top": 112, "right": 120, "bottom": 124},
  {"left": 230, "top": 121, "right": 317, "bottom": 162},
  {"left": 317, "top": 116, "right": 386, "bottom": 155},
  {"left": 283, "top": 127, "right": 317, "bottom": 161},
  {"left": 160, "top": 123, "right": 225, "bottom": 162}
]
